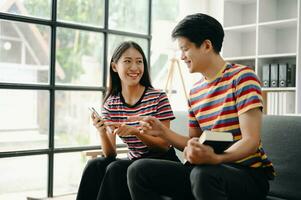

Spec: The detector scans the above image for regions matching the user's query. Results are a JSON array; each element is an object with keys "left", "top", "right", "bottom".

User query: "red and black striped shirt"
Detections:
[{"left": 102, "top": 87, "right": 175, "bottom": 160}]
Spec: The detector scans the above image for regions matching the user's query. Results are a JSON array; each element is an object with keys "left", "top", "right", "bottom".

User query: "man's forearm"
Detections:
[
  {"left": 161, "top": 125, "right": 190, "bottom": 151},
  {"left": 135, "top": 131, "right": 170, "bottom": 151},
  {"left": 217, "top": 138, "right": 259, "bottom": 164}
]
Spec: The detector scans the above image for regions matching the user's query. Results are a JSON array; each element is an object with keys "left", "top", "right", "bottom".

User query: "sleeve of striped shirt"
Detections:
[
  {"left": 188, "top": 98, "right": 200, "bottom": 128},
  {"left": 234, "top": 68, "right": 263, "bottom": 116},
  {"left": 154, "top": 92, "right": 175, "bottom": 121},
  {"left": 101, "top": 102, "right": 111, "bottom": 122}
]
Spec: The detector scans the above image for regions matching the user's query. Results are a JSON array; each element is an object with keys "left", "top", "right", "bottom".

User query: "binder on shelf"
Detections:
[
  {"left": 270, "top": 63, "right": 278, "bottom": 87},
  {"left": 267, "top": 92, "right": 274, "bottom": 115},
  {"left": 279, "top": 92, "right": 284, "bottom": 115},
  {"left": 279, "top": 63, "right": 296, "bottom": 87},
  {"left": 274, "top": 92, "right": 279, "bottom": 115},
  {"left": 262, "top": 64, "right": 270, "bottom": 87},
  {"left": 282, "top": 92, "right": 286, "bottom": 115},
  {"left": 267, "top": 92, "right": 271, "bottom": 115},
  {"left": 284, "top": 92, "right": 296, "bottom": 114}
]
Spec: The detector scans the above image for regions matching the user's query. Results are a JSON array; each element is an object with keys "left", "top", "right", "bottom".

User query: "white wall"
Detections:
[
  {"left": 166, "top": 0, "right": 212, "bottom": 111},
  {"left": 176, "top": 0, "right": 223, "bottom": 86},
  {"left": 207, "top": 0, "right": 224, "bottom": 24},
  {"left": 153, "top": 0, "right": 224, "bottom": 111},
  {"left": 179, "top": 0, "right": 208, "bottom": 19},
  {"left": 178, "top": 0, "right": 223, "bottom": 30}
]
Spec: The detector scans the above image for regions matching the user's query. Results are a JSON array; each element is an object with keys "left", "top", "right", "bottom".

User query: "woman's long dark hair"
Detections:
[{"left": 104, "top": 41, "right": 153, "bottom": 103}]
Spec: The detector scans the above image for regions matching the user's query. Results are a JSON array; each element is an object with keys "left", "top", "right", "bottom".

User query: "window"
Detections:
[
  {"left": 0, "top": 155, "right": 48, "bottom": 199},
  {"left": 0, "top": 0, "right": 51, "bottom": 19},
  {"left": 55, "top": 28, "right": 104, "bottom": 86},
  {"left": 151, "top": 0, "right": 180, "bottom": 85},
  {"left": 0, "top": 20, "right": 50, "bottom": 84},
  {"left": 109, "top": 0, "right": 149, "bottom": 34},
  {"left": 54, "top": 91, "right": 102, "bottom": 148},
  {"left": 151, "top": 0, "right": 188, "bottom": 111},
  {"left": 57, "top": 0, "right": 105, "bottom": 27},
  {"left": 0, "top": 89, "right": 49, "bottom": 152},
  {"left": 0, "top": 0, "right": 151, "bottom": 198}
]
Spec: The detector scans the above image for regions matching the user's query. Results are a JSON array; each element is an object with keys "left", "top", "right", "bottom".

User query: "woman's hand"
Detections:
[
  {"left": 91, "top": 113, "right": 112, "bottom": 133},
  {"left": 128, "top": 116, "right": 166, "bottom": 137},
  {"left": 107, "top": 123, "right": 140, "bottom": 137},
  {"left": 91, "top": 112, "right": 104, "bottom": 129}
]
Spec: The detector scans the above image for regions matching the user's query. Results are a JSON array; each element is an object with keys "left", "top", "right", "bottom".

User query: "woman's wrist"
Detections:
[{"left": 97, "top": 127, "right": 107, "bottom": 135}]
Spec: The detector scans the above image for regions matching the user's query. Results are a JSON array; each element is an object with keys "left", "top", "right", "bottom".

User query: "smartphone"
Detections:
[
  {"left": 88, "top": 107, "right": 102, "bottom": 119},
  {"left": 88, "top": 107, "right": 113, "bottom": 134}
]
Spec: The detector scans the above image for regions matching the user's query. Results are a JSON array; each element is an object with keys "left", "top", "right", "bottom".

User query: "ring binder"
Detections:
[
  {"left": 262, "top": 64, "right": 270, "bottom": 87},
  {"left": 270, "top": 63, "right": 279, "bottom": 87}
]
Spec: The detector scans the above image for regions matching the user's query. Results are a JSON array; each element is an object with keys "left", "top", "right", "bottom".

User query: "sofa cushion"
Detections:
[
  {"left": 266, "top": 196, "right": 286, "bottom": 200},
  {"left": 261, "top": 115, "right": 301, "bottom": 200},
  {"left": 172, "top": 111, "right": 189, "bottom": 135},
  {"left": 171, "top": 111, "right": 189, "bottom": 162},
  {"left": 171, "top": 112, "right": 301, "bottom": 199}
]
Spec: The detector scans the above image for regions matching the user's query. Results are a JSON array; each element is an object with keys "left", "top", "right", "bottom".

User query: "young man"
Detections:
[{"left": 127, "top": 13, "right": 275, "bottom": 200}]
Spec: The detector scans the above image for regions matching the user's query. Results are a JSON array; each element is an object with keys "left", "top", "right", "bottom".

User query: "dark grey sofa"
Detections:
[
  {"left": 261, "top": 115, "right": 301, "bottom": 200},
  {"left": 171, "top": 112, "right": 301, "bottom": 200}
]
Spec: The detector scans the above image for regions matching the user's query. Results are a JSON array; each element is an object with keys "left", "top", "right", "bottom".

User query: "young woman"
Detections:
[{"left": 76, "top": 41, "right": 179, "bottom": 200}]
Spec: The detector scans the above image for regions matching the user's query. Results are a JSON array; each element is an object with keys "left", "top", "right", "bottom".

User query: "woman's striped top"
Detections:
[
  {"left": 102, "top": 87, "right": 175, "bottom": 160},
  {"left": 188, "top": 63, "right": 275, "bottom": 179}
]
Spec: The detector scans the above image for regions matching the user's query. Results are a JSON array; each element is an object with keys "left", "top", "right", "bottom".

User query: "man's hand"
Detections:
[
  {"left": 128, "top": 116, "right": 166, "bottom": 137},
  {"left": 184, "top": 138, "right": 221, "bottom": 165},
  {"left": 106, "top": 122, "right": 140, "bottom": 137}
]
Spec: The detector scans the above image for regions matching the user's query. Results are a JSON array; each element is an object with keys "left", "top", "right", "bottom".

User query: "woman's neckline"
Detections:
[{"left": 120, "top": 86, "right": 148, "bottom": 108}]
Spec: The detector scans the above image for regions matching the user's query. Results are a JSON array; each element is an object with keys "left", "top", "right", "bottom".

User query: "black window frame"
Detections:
[{"left": 0, "top": 0, "right": 152, "bottom": 197}]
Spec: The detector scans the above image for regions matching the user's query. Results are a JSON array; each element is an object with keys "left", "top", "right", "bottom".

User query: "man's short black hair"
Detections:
[{"left": 172, "top": 13, "right": 224, "bottom": 53}]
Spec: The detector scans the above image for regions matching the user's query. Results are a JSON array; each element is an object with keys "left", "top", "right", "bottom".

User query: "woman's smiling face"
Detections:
[{"left": 112, "top": 47, "right": 144, "bottom": 87}]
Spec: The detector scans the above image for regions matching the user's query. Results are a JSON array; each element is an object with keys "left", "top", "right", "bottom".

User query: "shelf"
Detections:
[
  {"left": 259, "top": 0, "right": 298, "bottom": 22},
  {"left": 224, "top": 0, "right": 256, "bottom": 27},
  {"left": 282, "top": 114, "right": 301, "bottom": 116},
  {"left": 225, "top": 58, "right": 255, "bottom": 71},
  {"left": 262, "top": 87, "right": 296, "bottom": 92},
  {"left": 257, "top": 57, "right": 296, "bottom": 89},
  {"left": 224, "top": 0, "right": 256, "bottom": 3},
  {"left": 224, "top": 24, "right": 256, "bottom": 31},
  {"left": 257, "top": 57, "right": 296, "bottom": 69},
  {"left": 258, "top": 53, "right": 296, "bottom": 59},
  {"left": 259, "top": 18, "right": 297, "bottom": 29},
  {"left": 224, "top": 56, "right": 256, "bottom": 61},
  {"left": 223, "top": 28, "right": 256, "bottom": 58},
  {"left": 258, "top": 24, "right": 297, "bottom": 55},
  {"left": 264, "top": 91, "right": 296, "bottom": 115},
  {"left": 223, "top": 0, "right": 300, "bottom": 115}
]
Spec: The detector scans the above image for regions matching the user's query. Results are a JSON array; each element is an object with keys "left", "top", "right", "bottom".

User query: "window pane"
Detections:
[
  {"left": 0, "top": 20, "right": 50, "bottom": 84},
  {"left": 109, "top": 0, "right": 149, "bottom": 34},
  {"left": 151, "top": 0, "right": 188, "bottom": 111},
  {"left": 0, "top": 89, "right": 49, "bottom": 152},
  {"left": 151, "top": 0, "right": 179, "bottom": 86},
  {"left": 108, "top": 35, "right": 148, "bottom": 62},
  {"left": 56, "top": 28, "right": 104, "bottom": 86},
  {"left": 0, "top": 155, "right": 47, "bottom": 200},
  {"left": 57, "top": 0, "right": 105, "bottom": 27},
  {"left": 53, "top": 152, "right": 88, "bottom": 196},
  {"left": 0, "top": 0, "right": 51, "bottom": 19},
  {"left": 55, "top": 91, "right": 102, "bottom": 147}
]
